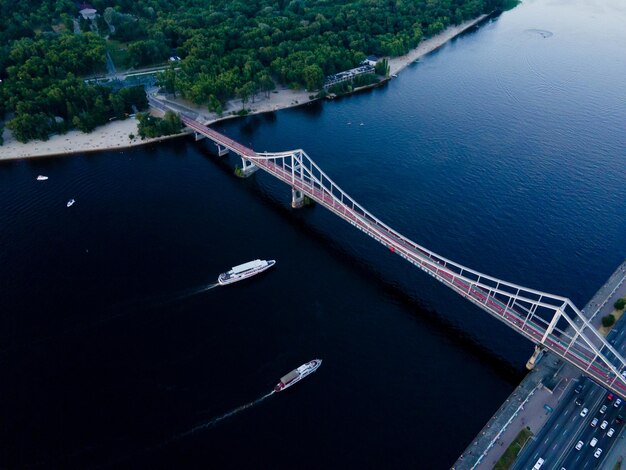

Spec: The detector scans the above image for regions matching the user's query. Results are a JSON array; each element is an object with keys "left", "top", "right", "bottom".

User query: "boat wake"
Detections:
[
  {"left": 0, "top": 282, "right": 220, "bottom": 357},
  {"left": 174, "top": 390, "right": 275, "bottom": 440},
  {"left": 104, "top": 389, "right": 276, "bottom": 467},
  {"left": 174, "top": 282, "right": 219, "bottom": 300}
]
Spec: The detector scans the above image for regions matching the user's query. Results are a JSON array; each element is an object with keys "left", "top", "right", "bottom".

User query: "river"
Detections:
[{"left": 1, "top": 0, "right": 625, "bottom": 467}]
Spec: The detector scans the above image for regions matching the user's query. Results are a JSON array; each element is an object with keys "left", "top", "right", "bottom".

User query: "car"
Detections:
[
  {"left": 617, "top": 414, "right": 624, "bottom": 424},
  {"left": 591, "top": 417, "right": 599, "bottom": 427},
  {"left": 601, "top": 420, "right": 608, "bottom": 429},
  {"left": 575, "top": 397, "right": 583, "bottom": 406},
  {"left": 575, "top": 440, "right": 584, "bottom": 450},
  {"left": 608, "top": 393, "right": 614, "bottom": 401},
  {"left": 590, "top": 437, "right": 598, "bottom": 447},
  {"left": 574, "top": 383, "right": 583, "bottom": 394},
  {"left": 615, "top": 398, "right": 622, "bottom": 407},
  {"left": 608, "top": 427, "right": 615, "bottom": 437},
  {"left": 600, "top": 405, "right": 608, "bottom": 414},
  {"left": 533, "top": 457, "right": 545, "bottom": 469},
  {"left": 594, "top": 448, "right": 603, "bottom": 458},
  {"left": 580, "top": 408, "right": 589, "bottom": 417}
]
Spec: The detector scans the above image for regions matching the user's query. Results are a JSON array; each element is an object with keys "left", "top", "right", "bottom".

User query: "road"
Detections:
[{"left": 512, "top": 325, "right": 626, "bottom": 469}]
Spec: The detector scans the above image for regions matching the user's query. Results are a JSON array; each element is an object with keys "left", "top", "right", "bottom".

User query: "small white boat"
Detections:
[
  {"left": 36, "top": 175, "right": 48, "bottom": 181},
  {"left": 66, "top": 199, "right": 75, "bottom": 207},
  {"left": 391, "top": 74, "right": 398, "bottom": 78},
  {"left": 218, "top": 259, "right": 275, "bottom": 285}
]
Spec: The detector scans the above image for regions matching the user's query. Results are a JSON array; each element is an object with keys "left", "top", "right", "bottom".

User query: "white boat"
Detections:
[
  {"left": 217, "top": 259, "right": 275, "bottom": 285},
  {"left": 37, "top": 175, "right": 48, "bottom": 180},
  {"left": 274, "top": 360, "right": 322, "bottom": 392},
  {"left": 66, "top": 199, "right": 75, "bottom": 207}
]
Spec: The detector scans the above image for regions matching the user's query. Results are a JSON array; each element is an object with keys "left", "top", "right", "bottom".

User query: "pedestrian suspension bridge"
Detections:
[{"left": 151, "top": 97, "right": 626, "bottom": 397}]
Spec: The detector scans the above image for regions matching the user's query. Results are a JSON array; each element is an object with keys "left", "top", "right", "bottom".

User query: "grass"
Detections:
[{"left": 494, "top": 427, "right": 533, "bottom": 470}]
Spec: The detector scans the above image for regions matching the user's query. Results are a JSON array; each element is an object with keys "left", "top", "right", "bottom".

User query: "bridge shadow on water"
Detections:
[{"left": 195, "top": 146, "right": 528, "bottom": 385}]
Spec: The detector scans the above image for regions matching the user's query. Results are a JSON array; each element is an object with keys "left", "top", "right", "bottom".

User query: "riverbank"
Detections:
[
  {"left": 0, "top": 14, "right": 488, "bottom": 162},
  {"left": 453, "top": 259, "right": 626, "bottom": 470}
]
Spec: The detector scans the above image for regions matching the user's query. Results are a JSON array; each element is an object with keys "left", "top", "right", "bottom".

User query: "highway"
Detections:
[{"left": 512, "top": 325, "right": 626, "bottom": 469}]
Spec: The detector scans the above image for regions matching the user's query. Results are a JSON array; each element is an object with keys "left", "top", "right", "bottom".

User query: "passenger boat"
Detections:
[
  {"left": 274, "top": 359, "right": 322, "bottom": 392},
  {"left": 217, "top": 259, "right": 275, "bottom": 285},
  {"left": 36, "top": 175, "right": 48, "bottom": 181},
  {"left": 66, "top": 199, "right": 75, "bottom": 207}
]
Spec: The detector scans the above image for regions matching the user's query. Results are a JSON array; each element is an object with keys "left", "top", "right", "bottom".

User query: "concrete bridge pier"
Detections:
[
  {"left": 194, "top": 131, "right": 206, "bottom": 141},
  {"left": 526, "top": 345, "right": 544, "bottom": 370},
  {"left": 291, "top": 188, "right": 305, "bottom": 208},
  {"left": 240, "top": 158, "right": 258, "bottom": 177},
  {"left": 215, "top": 144, "right": 229, "bottom": 156}
]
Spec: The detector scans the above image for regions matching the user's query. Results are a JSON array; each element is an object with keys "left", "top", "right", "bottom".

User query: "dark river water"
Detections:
[{"left": 1, "top": 1, "right": 625, "bottom": 468}]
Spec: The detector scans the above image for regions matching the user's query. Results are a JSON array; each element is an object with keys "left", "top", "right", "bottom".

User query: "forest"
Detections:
[{"left": 0, "top": 0, "right": 503, "bottom": 143}]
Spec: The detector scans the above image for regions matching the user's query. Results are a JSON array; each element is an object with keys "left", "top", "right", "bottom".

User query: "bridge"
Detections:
[{"left": 149, "top": 96, "right": 626, "bottom": 397}]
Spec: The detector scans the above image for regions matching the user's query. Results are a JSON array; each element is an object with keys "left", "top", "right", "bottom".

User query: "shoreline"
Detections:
[{"left": 0, "top": 14, "right": 489, "bottom": 162}]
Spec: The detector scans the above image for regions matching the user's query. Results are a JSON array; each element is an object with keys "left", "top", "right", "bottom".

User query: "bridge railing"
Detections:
[
  {"left": 253, "top": 149, "right": 626, "bottom": 393},
  {"left": 166, "top": 100, "right": 626, "bottom": 395}
]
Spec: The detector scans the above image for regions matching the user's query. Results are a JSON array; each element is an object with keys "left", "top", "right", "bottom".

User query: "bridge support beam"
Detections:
[
  {"left": 291, "top": 188, "right": 305, "bottom": 208},
  {"left": 526, "top": 346, "right": 544, "bottom": 370},
  {"left": 194, "top": 131, "right": 206, "bottom": 141},
  {"left": 239, "top": 158, "right": 258, "bottom": 177},
  {"left": 541, "top": 309, "right": 562, "bottom": 345},
  {"left": 215, "top": 143, "right": 228, "bottom": 157}
]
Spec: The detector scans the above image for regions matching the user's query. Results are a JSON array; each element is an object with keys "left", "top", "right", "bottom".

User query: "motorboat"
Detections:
[
  {"left": 217, "top": 259, "right": 275, "bottom": 285},
  {"left": 274, "top": 360, "right": 322, "bottom": 392}
]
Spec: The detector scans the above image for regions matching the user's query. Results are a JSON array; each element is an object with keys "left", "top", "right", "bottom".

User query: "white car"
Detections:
[
  {"left": 607, "top": 428, "right": 615, "bottom": 437},
  {"left": 615, "top": 398, "right": 622, "bottom": 408},
  {"left": 580, "top": 408, "right": 589, "bottom": 417},
  {"left": 600, "top": 405, "right": 608, "bottom": 414},
  {"left": 601, "top": 420, "right": 608, "bottom": 429},
  {"left": 590, "top": 437, "right": 598, "bottom": 447},
  {"left": 575, "top": 440, "right": 584, "bottom": 450},
  {"left": 591, "top": 417, "right": 599, "bottom": 427},
  {"left": 594, "top": 448, "right": 603, "bottom": 458}
]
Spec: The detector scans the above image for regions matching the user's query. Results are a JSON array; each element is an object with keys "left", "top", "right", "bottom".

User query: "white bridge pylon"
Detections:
[{"left": 179, "top": 114, "right": 626, "bottom": 396}]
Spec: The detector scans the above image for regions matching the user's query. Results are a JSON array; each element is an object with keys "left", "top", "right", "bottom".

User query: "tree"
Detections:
[
  {"left": 207, "top": 95, "right": 223, "bottom": 116},
  {"left": 157, "top": 67, "right": 177, "bottom": 97},
  {"left": 303, "top": 64, "right": 324, "bottom": 91},
  {"left": 258, "top": 73, "right": 275, "bottom": 98},
  {"left": 615, "top": 299, "right": 626, "bottom": 311},
  {"left": 7, "top": 112, "right": 52, "bottom": 143},
  {"left": 136, "top": 111, "right": 181, "bottom": 138},
  {"left": 236, "top": 82, "right": 255, "bottom": 110},
  {"left": 602, "top": 314, "right": 616, "bottom": 328},
  {"left": 375, "top": 58, "right": 390, "bottom": 77}
]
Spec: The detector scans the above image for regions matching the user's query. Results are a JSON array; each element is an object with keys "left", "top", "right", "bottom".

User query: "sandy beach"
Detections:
[{"left": 0, "top": 14, "right": 488, "bottom": 162}]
